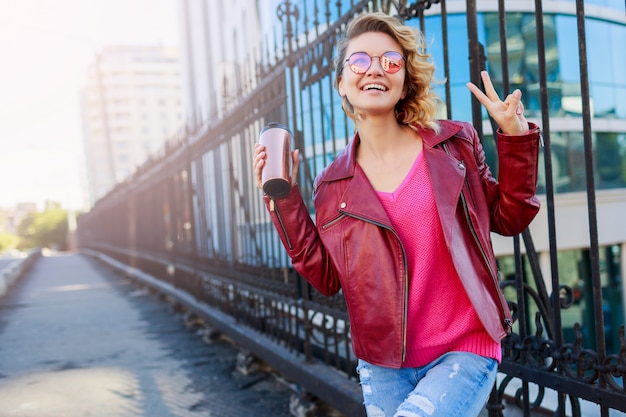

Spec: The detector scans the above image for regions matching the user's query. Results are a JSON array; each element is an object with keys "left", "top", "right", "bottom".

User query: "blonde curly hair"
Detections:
[{"left": 334, "top": 12, "right": 441, "bottom": 132}]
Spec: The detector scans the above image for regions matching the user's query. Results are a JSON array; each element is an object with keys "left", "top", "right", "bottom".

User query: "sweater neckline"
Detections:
[{"left": 373, "top": 150, "right": 424, "bottom": 201}]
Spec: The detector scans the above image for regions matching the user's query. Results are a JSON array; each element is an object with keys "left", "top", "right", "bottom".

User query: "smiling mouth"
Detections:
[{"left": 362, "top": 83, "right": 388, "bottom": 92}]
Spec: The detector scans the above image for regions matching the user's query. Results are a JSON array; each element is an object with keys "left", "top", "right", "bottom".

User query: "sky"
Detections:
[{"left": 0, "top": 0, "right": 179, "bottom": 211}]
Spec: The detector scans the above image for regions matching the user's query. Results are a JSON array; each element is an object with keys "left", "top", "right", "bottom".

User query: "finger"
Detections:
[
  {"left": 466, "top": 82, "right": 492, "bottom": 109},
  {"left": 254, "top": 151, "right": 265, "bottom": 169},
  {"left": 255, "top": 161, "right": 265, "bottom": 189},
  {"left": 253, "top": 145, "right": 265, "bottom": 167},
  {"left": 511, "top": 90, "right": 524, "bottom": 115},
  {"left": 504, "top": 89, "right": 522, "bottom": 117},
  {"left": 480, "top": 71, "right": 500, "bottom": 101},
  {"left": 254, "top": 144, "right": 266, "bottom": 189},
  {"left": 291, "top": 149, "right": 300, "bottom": 186}
]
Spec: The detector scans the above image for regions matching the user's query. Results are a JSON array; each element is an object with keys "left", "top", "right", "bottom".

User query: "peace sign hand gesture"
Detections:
[{"left": 466, "top": 71, "right": 530, "bottom": 136}]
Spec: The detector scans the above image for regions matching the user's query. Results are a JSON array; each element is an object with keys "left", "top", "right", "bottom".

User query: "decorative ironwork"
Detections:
[
  {"left": 398, "top": 0, "right": 441, "bottom": 20},
  {"left": 277, "top": 0, "right": 299, "bottom": 56},
  {"left": 297, "top": 35, "right": 336, "bottom": 87}
]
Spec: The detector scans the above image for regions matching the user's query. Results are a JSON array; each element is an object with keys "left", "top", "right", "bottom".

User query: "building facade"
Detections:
[{"left": 81, "top": 45, "right": 185, "bottom": 205}]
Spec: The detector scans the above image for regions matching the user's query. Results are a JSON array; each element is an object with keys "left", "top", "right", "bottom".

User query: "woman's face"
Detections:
[{"left": 338, "top": 31, "right": 406, "bottom": 118}]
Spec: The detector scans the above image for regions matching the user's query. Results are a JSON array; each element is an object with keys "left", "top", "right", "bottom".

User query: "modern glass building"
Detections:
[{"left": 452, "top": 1, "right": 626, "bottom": 354}]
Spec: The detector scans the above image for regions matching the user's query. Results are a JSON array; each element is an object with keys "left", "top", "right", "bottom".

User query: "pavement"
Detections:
[
  {"left": 0, "top": 252, "right": 318, "bottom": 417},
  {"left": 0, "top": 258, "right": 16, "bottom": 270}
]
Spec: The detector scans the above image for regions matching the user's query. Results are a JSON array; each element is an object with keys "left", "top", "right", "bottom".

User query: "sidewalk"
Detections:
[{"left": 0, "top": 253, "right": 300, "bottom": 417}]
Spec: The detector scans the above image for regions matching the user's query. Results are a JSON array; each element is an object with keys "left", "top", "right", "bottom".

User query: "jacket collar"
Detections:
[{"left": 318, "top": 119, "right": 463, "bottom": 183}]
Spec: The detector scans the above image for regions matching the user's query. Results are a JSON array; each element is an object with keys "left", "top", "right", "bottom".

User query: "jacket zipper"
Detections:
[
  {"left": 442, "top": 143, "right": 511, "bottom": 332},
  {"left": 459, "top": 191, "right": 511, "bottom": 332},
  {"left": 320, "top": 213, "right": 346, "bottom": 230},
  {"left": 270, "top": 198, "right": 293, "bottom": 250},
  {"left": 337, "top": 210, "right": 409, "bottom": 363}
]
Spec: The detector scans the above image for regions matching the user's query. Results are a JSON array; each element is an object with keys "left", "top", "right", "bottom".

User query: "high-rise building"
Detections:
[
  {"left": 81, "top": 45, "right": 185, "bottom": 206},
  {"left": 0, "top": 202, "right": 37, "bottom": 235}
]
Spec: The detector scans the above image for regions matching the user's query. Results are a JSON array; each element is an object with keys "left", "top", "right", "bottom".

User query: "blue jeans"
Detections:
[{"left": 357, "top": 352, "right": 497, "bottom": 417}]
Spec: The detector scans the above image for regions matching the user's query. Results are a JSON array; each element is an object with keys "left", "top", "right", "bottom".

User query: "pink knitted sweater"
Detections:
[{"left": 374, "top": 151, "right": 501, "bottom": 367}]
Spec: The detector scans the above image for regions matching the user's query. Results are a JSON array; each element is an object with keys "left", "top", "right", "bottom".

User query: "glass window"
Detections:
[
  {"left": 546, "top": 131, "right": 586, "bottom": 193},
  {"left": 472, "top": 12, "right": 626, "bottom": 193},
  {"left": 480, "top": 13, "right": 562, "bottom": 117},
  {"left": 587, "top": 19, "right": 617, "bottom": 117},
  {"left": 419, "top": 14, "right": 474, "bottom": 121},
  {"left": 497, "top": 254, "right": 542, "bottom": 338},
  {"left": 601, "top": 244, "right": 623, "bottom": 354},
  {"left": 555, "top": 15, "right": 626, "bottom": 119},
  {"left": 556, "top": 246, "right": 624, "bottom": 354},
  {"left": 498, "top": 245, "right": 623, "bottom": 355},
  {"left": 535, "top": 131, "right": 626, "bottom": 193},
  {"left": 596, "top": 132, "right": 626, "bottom": 189},
  {"left": 610, "top": 24, "right": 626, "bottom": 118}
]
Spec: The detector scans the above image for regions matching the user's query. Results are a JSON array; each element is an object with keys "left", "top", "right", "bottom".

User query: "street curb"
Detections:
[{"left": 0, "top": 249, "right": 42, "bottom": 297}]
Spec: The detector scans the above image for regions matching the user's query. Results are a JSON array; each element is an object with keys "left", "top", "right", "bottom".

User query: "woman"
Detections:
[{"left": 253, "top": 12, "right": 541, "bottom": 417}]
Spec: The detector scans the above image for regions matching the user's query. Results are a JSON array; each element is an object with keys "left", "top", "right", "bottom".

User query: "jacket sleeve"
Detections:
[
  {"left": 264, "top": 185, "right": 342, "bottom": 296},
  {"left": 478, "top": 122, "right": 541, "bottom": 236}
]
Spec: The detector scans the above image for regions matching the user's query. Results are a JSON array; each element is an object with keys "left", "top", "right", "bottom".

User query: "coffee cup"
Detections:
[{"left": 259, "top": 122, "right": 293, "bottom": 198}]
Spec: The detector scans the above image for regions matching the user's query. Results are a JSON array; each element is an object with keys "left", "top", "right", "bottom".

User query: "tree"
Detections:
[
  {"left": 0, "top": 232, "right": 19, "bottom": 253},
  {"left": 17, "top": 206, "right": 69, "bottom": 251}
]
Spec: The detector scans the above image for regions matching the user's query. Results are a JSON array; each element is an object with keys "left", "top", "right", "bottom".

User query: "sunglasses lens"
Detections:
[
  {"left": 346, "top": 52, "right": 404, "bottom": 74},
  {"left": 380, "top": 52, "right": 403, "bottom": 73},
  {"left": 348, "top": 52, "right": 371, "bottom": 74}
]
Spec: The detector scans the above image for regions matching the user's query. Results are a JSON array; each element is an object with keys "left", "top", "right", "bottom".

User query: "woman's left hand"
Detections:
[{"left": 466, "top": 71, "right": 529, "bottom": 135}]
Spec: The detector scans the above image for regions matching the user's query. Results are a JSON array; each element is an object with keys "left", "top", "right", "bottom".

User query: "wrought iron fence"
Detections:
[{"left": 78, "top": 1, "right": 626, "bottom": 416}]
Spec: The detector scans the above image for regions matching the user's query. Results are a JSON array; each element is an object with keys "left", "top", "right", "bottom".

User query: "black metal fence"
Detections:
[{"left": 77, "top": 1, "right": 626, "bottom": 416}]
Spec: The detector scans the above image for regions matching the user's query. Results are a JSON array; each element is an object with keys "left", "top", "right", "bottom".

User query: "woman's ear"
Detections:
[{"left": 338, "top": 76, "right": 346, "bottom": 97}]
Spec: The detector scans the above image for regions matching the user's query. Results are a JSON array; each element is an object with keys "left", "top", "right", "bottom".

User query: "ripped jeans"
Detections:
[{"left": 357, "top": 352, "right": 497, "bottom": 417}]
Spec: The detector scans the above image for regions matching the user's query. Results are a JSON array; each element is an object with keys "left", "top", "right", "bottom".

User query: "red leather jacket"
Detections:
[{"left": 265, "top": 120, "right": 541, "bottom": 368}]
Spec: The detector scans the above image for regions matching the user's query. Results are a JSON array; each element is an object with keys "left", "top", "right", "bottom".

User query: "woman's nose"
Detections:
[{"left": 365, "top": 56, "right": 385, "bottom": 75}]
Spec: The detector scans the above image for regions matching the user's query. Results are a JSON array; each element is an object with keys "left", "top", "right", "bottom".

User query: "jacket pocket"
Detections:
[{"left": 320, "top": 213, "right": 347, "bottom": 231}]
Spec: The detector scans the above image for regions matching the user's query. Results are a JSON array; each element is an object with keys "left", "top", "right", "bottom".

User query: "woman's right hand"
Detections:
[
  {"left": 466, "top": 71, "right": 529, "bottom": 136},
  {"left": 253, "top": 143, "right": 267, "bottom": 190},
  {"left": 253, "top": 144, "right": 300, "bottom": 191}
]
